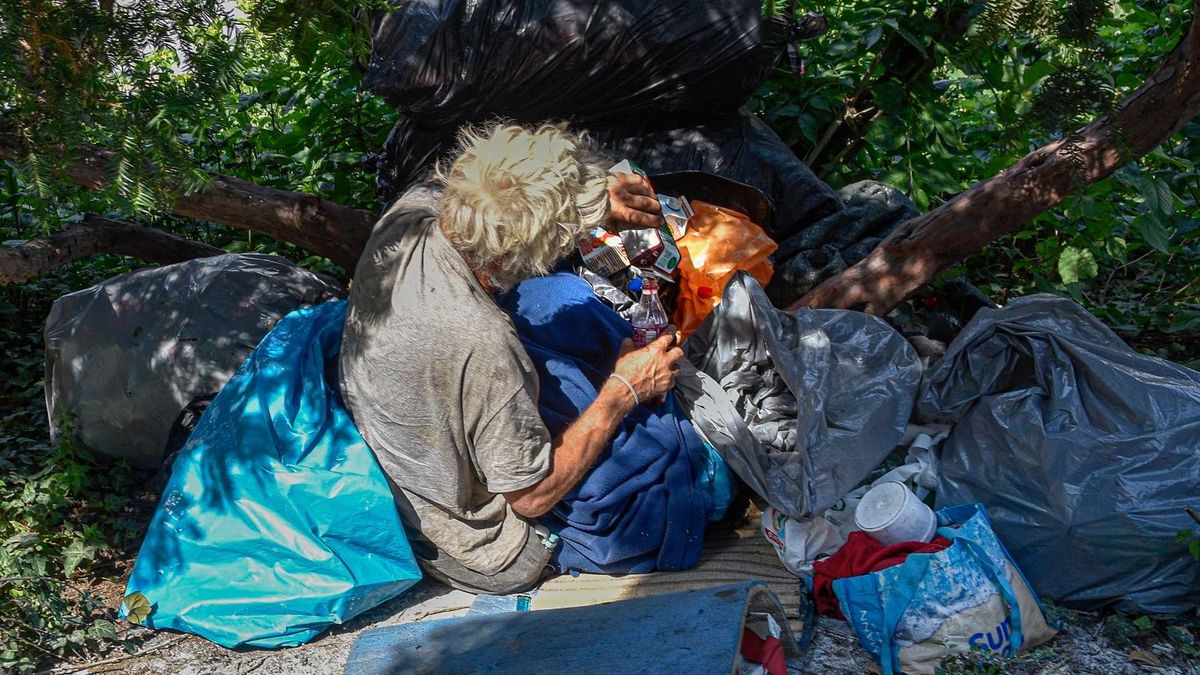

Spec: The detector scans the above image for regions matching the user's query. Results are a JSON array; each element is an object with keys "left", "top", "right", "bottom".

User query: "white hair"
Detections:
[{"left": 436, "top": 123, "right": 610, "bottom": 291}]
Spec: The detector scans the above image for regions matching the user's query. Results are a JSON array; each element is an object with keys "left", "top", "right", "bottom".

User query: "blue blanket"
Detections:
[{"left": 499, "top": 273, "right": 715, "bottom": 574}]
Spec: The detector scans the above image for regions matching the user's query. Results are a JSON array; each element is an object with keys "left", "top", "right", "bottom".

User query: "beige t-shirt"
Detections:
[{"left": 339, "top": 185, "right": 552, "bottom": 575}]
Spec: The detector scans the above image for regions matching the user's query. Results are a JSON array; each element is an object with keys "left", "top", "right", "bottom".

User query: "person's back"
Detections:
[{"left": 340, "top": 183, "right": 554, "bottom": 583}]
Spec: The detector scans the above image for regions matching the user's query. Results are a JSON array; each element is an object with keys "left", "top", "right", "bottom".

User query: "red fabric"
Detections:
[
  {"left": 811, "top": 531, "right": 953, "bottom": 619},
  {"left": 740, "top": 627, "right": 787, "bottom": 675}
]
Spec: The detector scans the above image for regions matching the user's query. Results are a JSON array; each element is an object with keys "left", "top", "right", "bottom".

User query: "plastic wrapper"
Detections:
[
  {"left": 674, "top": 200, "right": 776, "bottom": 340},
  {"left": 918, "top": 295, "right": 1200, "bottom": 614},
  {"left": 678, "top": 272, "right": 922, "bottom": 518},
  {"left": 365, "top": 0, "right": 774, "bottom": 129},
  {"left": 44, "top": 254, "right": 344, "bottom": 468},
  {"left": 377, "top": 111, "right": 842, "bottom": 242}
]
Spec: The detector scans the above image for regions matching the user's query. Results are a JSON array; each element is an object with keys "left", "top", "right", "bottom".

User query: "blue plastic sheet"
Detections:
[{"left": 122, "top": 301, "right": 421, "bottom": 648}]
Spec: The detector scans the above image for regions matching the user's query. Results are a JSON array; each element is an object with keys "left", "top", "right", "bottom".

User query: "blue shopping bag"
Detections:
[
  {"left": 834, "top": 503, "right": 1056, "bottom": 674},
  {"left": 122, "top": 301, "right": 421, "bottom": 648}
]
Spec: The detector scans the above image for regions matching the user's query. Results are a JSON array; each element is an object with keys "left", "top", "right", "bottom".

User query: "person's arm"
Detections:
[{"left": 504, "top": 331, "right": 683, "bottom": 518}]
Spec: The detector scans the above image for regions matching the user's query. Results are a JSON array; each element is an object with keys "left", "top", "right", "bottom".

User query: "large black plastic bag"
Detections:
[
  {"left": 680, "top": 272, "right": 922, "bottom": 518},
  {"left": 766, "top": 180, "right": 918, "bottom": 307},
  {"left": 376, "top": 111, "right": 842, "bottom": 241},
  {"left": 366, "top": 0, "right": 771, "bottom": 130},
  {"left": 44, "top": 254, "right": 345, "bottom": 468},
  {"left": 918, "top": 295, "right": 1200, "bottom": 613}
]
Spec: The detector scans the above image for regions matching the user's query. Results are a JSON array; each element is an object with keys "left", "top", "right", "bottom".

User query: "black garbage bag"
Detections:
[
  {"left": 44, "top": 254, "right": 345, "bottom": 469},
  {"left": 679, "top": 272, "right": 923, "bottom": 518},
  {"left": 376, "top": 111, "right": 842, "bottom": 241},
  {"left": 766, "top": 180, "right": 917, "bottom": 307},
  {"left": 365, "top": 0, "right": 774, "bottom": 130},
  {"left": 918, "top": 295, "right": 1200, "bottom": 614}
]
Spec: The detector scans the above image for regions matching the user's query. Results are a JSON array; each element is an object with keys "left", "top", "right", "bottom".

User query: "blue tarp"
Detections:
[
  {"left": 500, "top": 273, "right": 730, "bottom": 574},
  {"left": 122, "top": 301, "right": 421, "bottom": 648}
]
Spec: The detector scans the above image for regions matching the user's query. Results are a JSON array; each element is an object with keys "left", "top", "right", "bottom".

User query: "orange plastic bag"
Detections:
[{"left": 673, "top": 200, "right": 777, "bottom": 340}]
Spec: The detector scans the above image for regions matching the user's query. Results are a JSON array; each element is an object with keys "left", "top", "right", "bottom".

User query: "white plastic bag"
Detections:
[{"left": 761, "top": 431, "right": 942, "bottom": 575}]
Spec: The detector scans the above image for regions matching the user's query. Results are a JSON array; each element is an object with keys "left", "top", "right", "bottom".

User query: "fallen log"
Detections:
[
  {"left": 0, "top": 215, "right": 221, "bottom": 285},
  {"left": 0, "top": 140, "right": 376, "bottom": 273}
]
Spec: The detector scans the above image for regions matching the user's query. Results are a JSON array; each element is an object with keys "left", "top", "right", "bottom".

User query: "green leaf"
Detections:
[
  {"left": 1023, "top": 60, "right": 1056, "bottom": 88},
  {"left": 874, "top": 82, "right": 907, "bottom": 113},
  {"left": 864, "top": 25, "right": 884, "bottom": 49},
  {"left": 122, "top": 592, "right": 152, "bottom": 625},
  {"left": 324, "top": 151, "right": 363, "bottom": 164},
  {"left": 893, "top": 26, "right": 926, "bottom": 54},
  {"left": 1132, "top": 615, "right": 1156, "bottom": 632},
  {"left": 62, "top": 539, "right": 94, "bottom": 577},
  {"left": 88, "top": 620, "right": 118, "bottom": 640},
  {"left": 1057, "top": 246, "right": 1098, "bottom": 284},
  {"left": 1140, "top": 178, "right": 1175, "bottom": 217},
  {"left": 1135, "top": 216, "right": 1172, "bottom": 252},
  {"left": 1168, "top": 311, "right": 1200, "bottom": 334}
]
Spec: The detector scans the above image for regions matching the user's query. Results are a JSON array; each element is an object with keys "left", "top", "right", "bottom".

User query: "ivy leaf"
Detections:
[
  {"left": 63, "top": 540, "right": 94, "bottom": 577},
  {"left": 88, "top": 620, "right": 118, "bottom": 640},
  {"left": 1058, "top": 246, "right": 1098, "bottom": 284},
  {"left": 122, "top": 592, "right": 152, "bottom": 625}
]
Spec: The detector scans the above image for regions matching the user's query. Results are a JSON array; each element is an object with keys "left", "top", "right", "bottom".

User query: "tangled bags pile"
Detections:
[
  {"left": 919, "top": 295, "right": 1200, "bottom": 614},
  {"left": 681, "top": 273, "right": 923, "bottom": 519},
  {"left": 369, "top": 2, "right": 844, "bottom": 243}
]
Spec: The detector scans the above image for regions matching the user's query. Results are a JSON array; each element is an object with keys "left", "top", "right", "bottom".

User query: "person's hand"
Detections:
[
  {"left": 607, "top": 173, "right": 663, "bottom": 231},
  {"left": 611, "top": 330, "right": 683, "bottom": 405}
]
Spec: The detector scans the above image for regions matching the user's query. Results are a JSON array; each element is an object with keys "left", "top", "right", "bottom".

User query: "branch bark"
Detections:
[
  {"left": 0, "top": 215, "right": 222, "bottom": 284},
  {"left": 792, "top": 2, "right": 1200, "bottom": 314},
  {"left": 0, "top": 140, "right": 376, "bottom": 272}
]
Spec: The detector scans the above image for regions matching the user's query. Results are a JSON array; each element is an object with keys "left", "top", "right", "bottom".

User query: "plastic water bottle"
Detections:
[{"left": 630, "top": 274, "right": 669, "bottom": 347}]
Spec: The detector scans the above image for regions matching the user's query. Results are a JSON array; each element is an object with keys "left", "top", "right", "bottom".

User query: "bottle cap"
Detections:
[
  {"left": 698, "top": 286, "right": 714, "bottom": 299},
  {"left": 629, "top": 277, "right": 643, "bottom": 293}
]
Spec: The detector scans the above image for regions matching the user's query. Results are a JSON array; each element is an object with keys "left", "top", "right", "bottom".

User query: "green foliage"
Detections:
[
  {"left": 1104, "top": 611, "right": 1200, "bottom": 657},
  {"left": 1, "top": 0, "right": 395, "bottom": 230},
  {"left": 757, "top": 0, "right": 1198, "bottom": 359},
  {"left": 0, "top": 265, "right": 153, "bottom": 672},
  {"left": 0, "top": 3, "right": 397, "bottom": 668}
]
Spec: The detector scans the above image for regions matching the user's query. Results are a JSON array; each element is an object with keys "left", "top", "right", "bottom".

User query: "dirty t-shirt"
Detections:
[{"left": 339, "top": 184, "right": 552, "bottom": 575}]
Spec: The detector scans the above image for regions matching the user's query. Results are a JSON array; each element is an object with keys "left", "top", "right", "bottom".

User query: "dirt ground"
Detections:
[{"left": 44, "top": 577, "right": 1199, "bottom": 675}]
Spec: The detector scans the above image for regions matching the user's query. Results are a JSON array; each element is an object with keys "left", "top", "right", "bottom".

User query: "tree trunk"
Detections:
[
  {"left": 0, "top": 215, "right": 222, "bottom": 284},
  {"left": 0, "top": 141, "right": 377, "bottom": 272},
  {"left": 792, "top": 1, "right": 1200, "bottom": 315}
]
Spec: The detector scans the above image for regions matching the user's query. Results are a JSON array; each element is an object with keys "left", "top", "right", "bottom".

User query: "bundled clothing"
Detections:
[
  {"left": 499, "top": 273, "right": 722, "bottom": 574},
  {"left": 811, "top": 531, "right": 952, "bottom": 619}
]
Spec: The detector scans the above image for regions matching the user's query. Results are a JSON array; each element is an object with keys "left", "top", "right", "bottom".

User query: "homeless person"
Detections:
[{"left": 339, "top": 123, "right": 694, "bottom": 594}]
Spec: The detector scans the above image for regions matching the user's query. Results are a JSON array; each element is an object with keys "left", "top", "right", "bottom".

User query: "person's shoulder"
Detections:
[{"left": 381, "top": 181, "right": 443, "bottom": 224}]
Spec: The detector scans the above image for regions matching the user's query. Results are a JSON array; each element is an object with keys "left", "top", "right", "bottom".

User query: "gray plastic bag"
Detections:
[
  {"left": 918, "top": 295, "right": 1200, "bottom": 613},
  {"left": 44, "top": 254, "right": 344, "bottom": 468},
  {"left": 681, "top": 273, "right": 922, "bottom": 518}
]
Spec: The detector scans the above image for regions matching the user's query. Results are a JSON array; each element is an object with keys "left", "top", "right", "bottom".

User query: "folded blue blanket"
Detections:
[{"left": 499, "top": 273, "right": 714, "bottom": 574}]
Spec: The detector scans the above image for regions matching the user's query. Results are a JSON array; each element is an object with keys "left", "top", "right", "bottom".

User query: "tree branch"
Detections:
[
  {"left": 0, "top": 139, "right": 376, "bottom": 272},
  {"left": 0, "top": 215, "right": 222, "bottom": 285},
  {"left": 792, "top": 1, "right": 1200, "bottom": 314}
]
